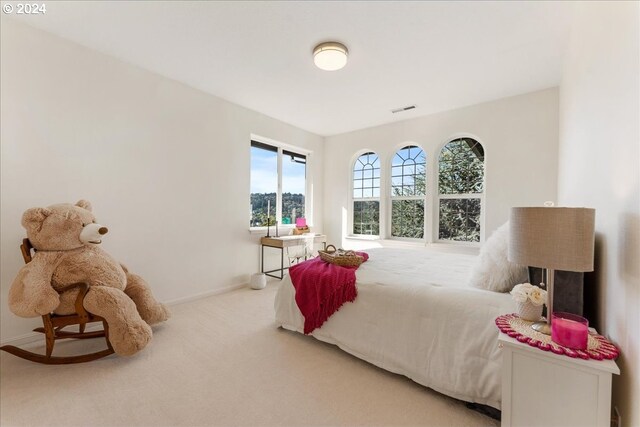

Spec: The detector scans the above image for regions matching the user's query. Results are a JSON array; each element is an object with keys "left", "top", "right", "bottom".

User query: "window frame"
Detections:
[
  {"left": 389, "top": 144, "right": 427, "bottom": 241},
  {"left": 350, "top": 150, "right": 381, "bottom": 237},
  {"left": 249, "top": 135, "right": 312, "bottom": 232},
  {"left": 347, "top": 135, "right": 485, "bottom": 246},
  {"left": 435, "top": 137, "right": 485, "bottom": 245}
]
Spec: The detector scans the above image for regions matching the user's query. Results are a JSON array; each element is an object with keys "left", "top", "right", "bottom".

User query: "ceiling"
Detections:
[{"left": 9, "top": 1, "right": 575, "bottom": 136}]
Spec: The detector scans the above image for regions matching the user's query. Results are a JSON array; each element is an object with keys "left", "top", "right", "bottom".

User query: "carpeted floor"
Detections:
[{"left": 0, "top": 282, "right": 499, "bottom": 427}]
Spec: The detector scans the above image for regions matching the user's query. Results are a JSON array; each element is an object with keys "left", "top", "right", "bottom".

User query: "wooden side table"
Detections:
[
  {"left": 260, "top": 234, "right": 327, "bottom": 279},
  {"left": 499, "top": 333, "right": 619, "bottom": 427}
]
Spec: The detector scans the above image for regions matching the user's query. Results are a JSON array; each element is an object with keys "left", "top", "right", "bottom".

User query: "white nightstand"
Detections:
[{"left": 499, "top": 333, "right": 620, "bottom": 427}]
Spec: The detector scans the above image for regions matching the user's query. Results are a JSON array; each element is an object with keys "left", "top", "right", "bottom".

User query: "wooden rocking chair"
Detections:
[{"left": 0, "top": 239, "right": 115, "bottom": 364}]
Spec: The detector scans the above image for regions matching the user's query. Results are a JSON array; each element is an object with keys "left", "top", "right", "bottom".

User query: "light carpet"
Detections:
[{"left": 0, "top": 282, "right": 499, "bottom": 427}]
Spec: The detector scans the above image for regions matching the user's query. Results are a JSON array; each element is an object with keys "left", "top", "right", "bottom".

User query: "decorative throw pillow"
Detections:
[{"left": 468, "top": 222, "right": 529, "bottom": 293}]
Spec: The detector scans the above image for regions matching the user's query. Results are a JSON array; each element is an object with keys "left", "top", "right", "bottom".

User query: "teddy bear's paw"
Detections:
[
  {"left": 33, "top": 290, "right": 61, "bottom": 316},
  {"left": 9, "top": 269, "right": 62, "bottom": 317},
  {"left": 35, "top": 299, "right": 60, "bottom": 316},
  {"left": 109, "top": 321, "right": 152, "bottom": 356},
  {"left": 143, "top": 303, "right": 171, "bottom": 326}
]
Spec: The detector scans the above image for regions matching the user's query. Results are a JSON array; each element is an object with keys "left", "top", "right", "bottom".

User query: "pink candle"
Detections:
[
  {"left": 296, "top": 217, "right": 306, "bottom": 227},
  {"left": 551, "top": 312, "right": 588, "bottom": 350}
]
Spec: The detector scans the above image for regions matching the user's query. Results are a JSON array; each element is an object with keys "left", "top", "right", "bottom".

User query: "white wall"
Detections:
[
  {"left": 323, "top": 88, "right": 560, "bottom": 249},
  {"left": 0, "top": 19, "right": 324, "bottom": 343},
  {"left": 558, "top": 2, "right": 639, "bottom": 426}
]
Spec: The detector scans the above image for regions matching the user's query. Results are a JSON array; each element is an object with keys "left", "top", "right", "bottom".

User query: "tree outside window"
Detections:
[
  {"left": 250, "top": 140, "right": 306, "bottom": 228},
  {"left": 391, "top": 145, "right": 426, "bottom": 239},
  {"left": 352, "top": 152, "right": 380, "bottom": 235},
  {"left": 438, "top": 138, "right": 484, "bottom": 242}
]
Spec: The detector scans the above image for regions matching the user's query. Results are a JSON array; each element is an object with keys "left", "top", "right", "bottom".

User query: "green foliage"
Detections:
[
  {"left": 391, "top": 164, "right": 426, "bottom": 238},
  {"left": 391, "top": 199, "right": 424, "bottom": 238},
  {"left": 390, "top": 139, "right": 484, "bottom": 241},
  {"left": 353, "top": 201, "right": 379, "bottom": 235},
  {"left": 250, "top": 192, "right": 304, "bottom": 227},
  {"left": 438, "top": 139, "right": 484, "bottom": 242},
  {"left": 438, "top": 199, "right": 481, "bottom": 242},
  {"left": 438, "top": 139, "right": 484, "bottom": 194}
]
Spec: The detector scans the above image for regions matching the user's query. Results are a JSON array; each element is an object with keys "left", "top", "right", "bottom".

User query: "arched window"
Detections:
[
  {"left": 438, "top": 138, "right": 484, "bottom": 242},
  {"left": 352, "top": 152, "right": 380, "bottom": 235},
  {"left": 390, "top": 145, "right": 426, "bottom": 238}
]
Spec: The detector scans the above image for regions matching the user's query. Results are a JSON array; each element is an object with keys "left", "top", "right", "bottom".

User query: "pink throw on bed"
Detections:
[{"left": 289, "top": 252, "right": 369, "bottom": 334}]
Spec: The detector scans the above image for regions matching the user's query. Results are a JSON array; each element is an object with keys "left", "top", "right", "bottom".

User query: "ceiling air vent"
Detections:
[{"left": 391, "top": 105, "right": 416, "bottom": 114}]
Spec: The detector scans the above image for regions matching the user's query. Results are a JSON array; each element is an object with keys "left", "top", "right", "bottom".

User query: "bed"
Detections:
[{"left": 274, "top": 247, "right": 516, "bottom": 410}]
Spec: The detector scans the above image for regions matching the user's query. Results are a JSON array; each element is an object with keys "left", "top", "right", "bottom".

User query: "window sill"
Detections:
[
  {"left": 249, "top": 225, "right": 313, "bottom": 235},
  {"left": 345, "top": 235, "right": 381, "bottom": 241},
  {"left": 344, "top": 237, "right": 480, "bottom": 254}
]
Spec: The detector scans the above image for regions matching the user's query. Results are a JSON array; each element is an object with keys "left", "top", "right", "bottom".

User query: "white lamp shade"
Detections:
[
  {"left": 313, "top": 42, "right": 348, "bottom": 71},
  {"left": 509, "top": 207, "right": 596, "bottom": 272}
]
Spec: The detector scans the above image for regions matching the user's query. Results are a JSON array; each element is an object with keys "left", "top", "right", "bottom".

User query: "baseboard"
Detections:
[
  {"left": 0, "top": 282, "right": 248, "bottom": 347},
  {"left": 163, "top": 282, "right": 247, "bottom": 306}
]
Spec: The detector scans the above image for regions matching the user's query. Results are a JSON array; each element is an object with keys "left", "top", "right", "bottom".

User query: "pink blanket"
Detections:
[{"left": 289, "top": 252, "right": 368, "bottom": 334}]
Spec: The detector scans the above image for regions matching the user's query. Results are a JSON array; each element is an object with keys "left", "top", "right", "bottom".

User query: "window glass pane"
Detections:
[
  {"left": 353, "top": 152, "right": 380, "bottom": 200},
  {"left": 438, "top": 198, "right": 481, "bottom": 242},
  {"left": 391, "top": 145, "right": 426, "bottom": 197},
  {"left": 392, "top": 154, "right": 404, "bottom": 166},
  {"left": 438, "top": 138, "right": 484, "bottom": 194},
  {"left": 402, "top": 164, "right": 415, "bottom": 176},
  {"left": 250, "top": 144, "right": 277, "bottom": 227},
  {"left": 282, "top": 151, "right": 306, "bottom": 225},
  {"left": 391, "top": 200, "right": 425, "bottom": 238},
  {"left": 353, "top": 201, "right": 380, "bottom": 235}
]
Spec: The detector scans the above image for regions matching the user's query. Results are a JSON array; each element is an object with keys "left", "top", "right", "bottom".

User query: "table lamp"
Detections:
[{"left": 508, "top": 206, "right": 595, "bottom": 335}]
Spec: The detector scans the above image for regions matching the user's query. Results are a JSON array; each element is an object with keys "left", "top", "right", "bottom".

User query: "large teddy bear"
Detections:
[{"left": 8, "top": 200, "right": 170, "bottom": 356}]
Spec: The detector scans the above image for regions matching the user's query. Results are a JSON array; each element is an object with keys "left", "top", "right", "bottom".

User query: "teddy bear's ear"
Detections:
[
  {"left": 75, "top": 200, "right": 92, "bottom": 212},
  {"left": 21, "top": 207, "right": 52, "bottom": 232}
]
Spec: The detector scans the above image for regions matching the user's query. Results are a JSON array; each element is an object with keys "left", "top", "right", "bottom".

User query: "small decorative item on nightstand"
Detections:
[
  {"left": 551, "top": 312, "right": 588, "bottom": 350},
  {"left": 510, "top": 283, "right": 546, "bottom": 321}
]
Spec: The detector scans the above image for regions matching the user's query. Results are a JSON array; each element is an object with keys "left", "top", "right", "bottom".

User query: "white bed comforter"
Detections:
[{"left": 274, "top": 247, "right": 516, "bottom": 409}]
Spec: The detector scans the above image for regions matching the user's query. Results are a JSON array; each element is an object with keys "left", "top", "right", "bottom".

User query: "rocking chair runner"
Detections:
[{"left": 0, "top": 239, "right": 115, "bottom": 364}]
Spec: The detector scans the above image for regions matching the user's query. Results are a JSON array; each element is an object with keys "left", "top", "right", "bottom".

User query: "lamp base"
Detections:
[{"left": 531, "top": 321, "right": 551, "bottom": 335}]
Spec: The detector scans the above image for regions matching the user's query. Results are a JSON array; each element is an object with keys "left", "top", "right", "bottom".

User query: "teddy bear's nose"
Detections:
[{"left": 98, "top": 227, "right": 108, "bottom": 235}]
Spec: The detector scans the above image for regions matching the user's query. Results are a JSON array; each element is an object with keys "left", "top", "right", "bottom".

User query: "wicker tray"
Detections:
[{"left": 318, "top": 245, "right": 364, "bottom": 267}]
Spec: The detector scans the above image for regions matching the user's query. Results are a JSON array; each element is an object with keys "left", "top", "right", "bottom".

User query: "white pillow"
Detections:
[{"left": 468, "top": 222, "right": 529, "bottom": 293}]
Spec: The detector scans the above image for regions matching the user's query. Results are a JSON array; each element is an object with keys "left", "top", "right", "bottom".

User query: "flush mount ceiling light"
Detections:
[{"left": 313, "top": 42, "right": 348, "bottom": 71}]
